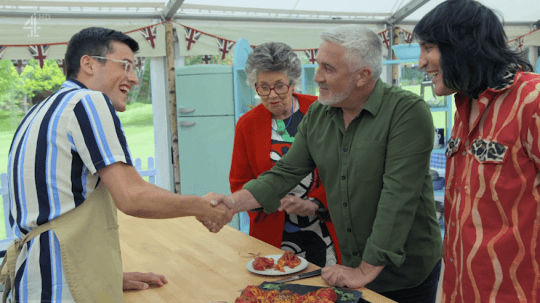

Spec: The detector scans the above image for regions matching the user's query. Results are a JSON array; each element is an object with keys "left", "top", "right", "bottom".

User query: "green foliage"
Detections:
[
  {"left": 20, "top": 59, "right": 66, "bottom": 99},
  {"left": 0, "top": 103, "right": 155, "bottom": 176},
  {"left": 0, "top": 59, "right": 66, "bottom": 112},
  {"left": 261, "top": 283, "right": 283, "bottom": 290},
  {"left": 332, "top": 288, "right": 356, "bottom": 301},
  {"left": 127, "top": 58, "right": 152, "bottom": 105},
  {"left": 0, "top": 61, "right": 25, "bottom": 125},
  {"left": 0, "top": 61, "right": 21, "bottom": 110},
  {"left": 0, "top": 60, "right": 18, "bottom": 95},
  {"left": 400, "top": 64, "right": 424, "bottom": 86}
]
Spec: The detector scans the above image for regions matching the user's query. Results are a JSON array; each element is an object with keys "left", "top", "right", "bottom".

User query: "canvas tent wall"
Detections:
[
  {"left": 1, "top": 0, "right": 539, "bottom": 55},
  {"left": 1, "top": 0, "right": 539, "bottom": 191}
]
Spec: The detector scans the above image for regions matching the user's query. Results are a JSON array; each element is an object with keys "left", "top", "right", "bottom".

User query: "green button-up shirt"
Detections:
[{"left": 244, "top": 79, "right": 442, "bottom": 293}]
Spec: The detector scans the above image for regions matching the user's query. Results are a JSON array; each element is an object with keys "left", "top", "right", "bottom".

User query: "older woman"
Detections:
[{"left": 229, "top": 42, "right": 341, "bottom": 267}]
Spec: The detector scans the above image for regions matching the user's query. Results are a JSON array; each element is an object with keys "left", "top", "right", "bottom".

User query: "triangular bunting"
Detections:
[
  {"left": 378, "top": 29, "right": 391, "bottom": 49},
  {"left": 201, "top": 55, "right": 213, "bottom": 64},
  {"left": 12, "top": 59, "right": 29, "bottom": 75},
  {"left": 135, "top": 57, "right": 146, "bottom": 77},
  {"left": 516, "top": 37, "right": 524, "bottom": 51},
  {"left": 304, "top": 49, "right": 319, "bottom": 64},
  {"left": 217, "top": 39, "right": 235, "bottom": 60},
  {"left": 184, "top": 27, "right": 202, "bottom": 51},
  {"left": 55, "top": 59, "right": 66, "bottom": 75},
  {"left": 0, "top": 46, "right": 6, "bottom": 60},
  {"left": 399, "top": 29, "right": 413, "bottom": 44},
  {"left": 140, "top": 26, "right": 158, "bottom": 49},
  {"left": 28, "top": 45, "right": 50, "bottom": 68}
]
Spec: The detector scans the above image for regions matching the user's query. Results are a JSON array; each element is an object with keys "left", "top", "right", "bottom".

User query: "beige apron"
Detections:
[{"left": 0, "top": 182, "right": 124, "bottom": 302}]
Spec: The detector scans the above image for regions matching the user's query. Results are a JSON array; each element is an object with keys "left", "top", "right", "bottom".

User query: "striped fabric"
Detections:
[
  {"left": 442, "top": 71, "right": 540, "bottom": 302},
  {"left": 7, "top": 79, "right": 132, "bottom": 302}
]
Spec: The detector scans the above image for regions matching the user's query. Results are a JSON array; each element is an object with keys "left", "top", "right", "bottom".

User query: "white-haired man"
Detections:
[{"left": 210, "top": 25, "right": 442, "bottom": 303}]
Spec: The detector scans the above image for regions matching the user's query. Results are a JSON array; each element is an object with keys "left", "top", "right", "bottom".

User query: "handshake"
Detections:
[
  {"left": 196, "top": 190, "right": 321, "bottom": 233},
  {"left": 197, "top": 192, "right": 237, "bottom": 233}
]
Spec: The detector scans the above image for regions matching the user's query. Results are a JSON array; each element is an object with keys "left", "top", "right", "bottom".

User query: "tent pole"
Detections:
[
  {"left": 528, "top": 46, "right": 538, "bottom": 70},
  {"left": 392, "top": 26, "right": 401, "bottom": 87},
  {"left": 165, "top": 21, "right": 181, "bottom": 193},
  {"left": 386, "top": 0, "right": 430, "bottom": 24},
  {"left": 384, "top": 24, "right": 393, "bottom": 86},
  {"left": 150, "top": 55, "right": 174, "bottom": 192}
]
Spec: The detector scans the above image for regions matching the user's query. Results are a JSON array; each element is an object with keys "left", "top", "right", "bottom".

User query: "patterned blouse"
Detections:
[
  {"left": 443, "top": 69, "right": 540, "bottom": 302},
  {"left": 270, "top": 99, "right": 337, "bottom": 267}
]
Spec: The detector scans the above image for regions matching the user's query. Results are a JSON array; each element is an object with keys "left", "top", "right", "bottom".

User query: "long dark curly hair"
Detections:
[{"left": 413, "top": 0, "right": 533, "bottom": 99}]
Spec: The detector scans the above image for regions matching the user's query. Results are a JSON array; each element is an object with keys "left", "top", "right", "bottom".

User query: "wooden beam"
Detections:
[{"left": 165, "top": 22, "right": 181, "bottom": 193}]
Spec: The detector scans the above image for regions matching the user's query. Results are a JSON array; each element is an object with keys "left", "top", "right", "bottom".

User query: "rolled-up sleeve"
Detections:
[{"left": 243, "top": 109, "right": 317, "bottom": 213}]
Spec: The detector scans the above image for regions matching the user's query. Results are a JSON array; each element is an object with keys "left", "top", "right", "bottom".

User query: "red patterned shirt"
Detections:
[{"left": 443, "top": 70, "right": 540, "bottom": 302}]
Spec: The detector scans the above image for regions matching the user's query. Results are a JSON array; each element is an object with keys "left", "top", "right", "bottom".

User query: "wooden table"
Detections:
[{"left": 119, "top": 212, "right": 396, "bottom": 303}]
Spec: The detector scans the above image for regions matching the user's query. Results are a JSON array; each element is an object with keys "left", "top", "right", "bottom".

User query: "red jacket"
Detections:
[{"left": 229, "top": 93, "right": 341, "bottom": 264}]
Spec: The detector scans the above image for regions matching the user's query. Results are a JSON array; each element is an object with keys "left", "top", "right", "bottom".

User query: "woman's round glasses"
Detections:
[{"left": 256, "top": 83, "right": 290, "bottom": 96}]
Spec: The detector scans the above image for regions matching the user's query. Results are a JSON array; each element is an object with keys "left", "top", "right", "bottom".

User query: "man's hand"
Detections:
[
  {"left": 195, "top": 194, "right": 229, "bottom": 223},
  {"left": 198, "top": 193, "right": 235, "bottom": 233},
  {"left": 278, "top": 194, "right": 318, "bottom": 217},
  {"left": 123, "top": 272, "right": 168, "bottom": 290},
  {"left": 321, "top": 262, "right": 384, "bottom": 289}
]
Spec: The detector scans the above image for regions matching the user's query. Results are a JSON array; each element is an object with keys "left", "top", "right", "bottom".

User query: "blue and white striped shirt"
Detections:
[{"left": 7, "top": 79, "right": 132, "bottom": 302}]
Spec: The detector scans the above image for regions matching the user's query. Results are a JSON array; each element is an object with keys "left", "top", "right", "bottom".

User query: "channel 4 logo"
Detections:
[{"left": 23, "top": 13, "right": 51, "bottom": 37}]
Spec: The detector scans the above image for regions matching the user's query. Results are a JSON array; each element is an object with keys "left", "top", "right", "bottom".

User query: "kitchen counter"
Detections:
[{"left": 119, "top": 212, "right": 396, "bottom": 302}]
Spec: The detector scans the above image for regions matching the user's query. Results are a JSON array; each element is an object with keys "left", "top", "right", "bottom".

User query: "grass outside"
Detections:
[
  {"left": 0, "top": 103, "right": 155, "bottom": 176},
  {"left": 0, "top": 103, "right": 155, "bottom": 239},
  {"left": 0, "top": 85, "right": 456, "bottom": 239}
]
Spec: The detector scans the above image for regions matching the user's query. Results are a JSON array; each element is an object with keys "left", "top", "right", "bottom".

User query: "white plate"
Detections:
[{"left": 246, "top": 254, "right": 308, "bottom": 276}]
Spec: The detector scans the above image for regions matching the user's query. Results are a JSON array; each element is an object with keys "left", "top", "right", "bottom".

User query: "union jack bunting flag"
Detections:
[
  {"left": 378, "top": 29, "right": 391, "bottom": 49},
  {"left": 28, "top": 45, "right": 50, "bottom": 68},
  {"left": 304, "top": 49, "right": 318, "bottom": 64},
  {"left": 140, "top": 26, "right": 158, "bottom": 49},
  {"left": 399, "top": 29, "right": 413, "bottom": 44},
  {"left": 515, "top": 37, "right": 524, "bottom": 51},
  {"left": 12, "top": 60, "right": 28, "bottom": 75},
  {"left": 0, "top": 46, "right": 6, "bottom": 60},
  {"left": 135, "top": 57, "right": 146, "bottom": 77},
  {"left": 201, "top": 55, "right": 213, "bottom": 64},
  {"left": 217, "top": 39, "right": 235, "bottom": 60},
  {"left": 55, "top": 59, "right": 66, "bottom": 75},
  {"left": 135, "top": 57, "right": 146, "bottom": 70},
  {"left": 184, "top": 27, "right": 202, "bottom": 51}
]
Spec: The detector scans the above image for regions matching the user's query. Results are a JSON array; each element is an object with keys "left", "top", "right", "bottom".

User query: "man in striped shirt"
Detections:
[
  {"left": 5, "top": 27, "right": 232, "bottom": 302},
  {"left": 414, "top": 0, "right": 540, "bottom": 302}
]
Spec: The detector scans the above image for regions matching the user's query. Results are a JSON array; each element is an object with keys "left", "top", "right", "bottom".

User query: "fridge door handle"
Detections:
[
  {"left": 178, "top": 108, "right": 195, "bottom": 114},
  {"left": 179, "top": 121, "right": 196, "bottom": 127}
]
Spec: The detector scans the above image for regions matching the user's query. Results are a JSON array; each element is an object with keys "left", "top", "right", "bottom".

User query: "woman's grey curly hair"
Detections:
[{"left": 244, "top": 42, "right": 302, "bottom": 88}]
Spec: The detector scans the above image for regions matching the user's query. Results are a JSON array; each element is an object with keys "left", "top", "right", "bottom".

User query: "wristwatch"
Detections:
[{"left": 308, "top": 197, "right": 331, "bottom": 222}]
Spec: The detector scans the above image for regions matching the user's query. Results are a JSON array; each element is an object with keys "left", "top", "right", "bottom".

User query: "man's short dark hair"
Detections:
[
  {"left": 65, "top": 27, "right": 139, "bottom": 79},
  {"left": 413, "top": 0, "right": 533, "bottom": 99}
]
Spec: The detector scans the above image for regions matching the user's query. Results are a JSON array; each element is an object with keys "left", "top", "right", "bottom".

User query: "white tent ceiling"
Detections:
[
  {"left": 178, "top": 0, "right": 539, "bottom": 24},
  {"left": 2, "top": 0, "right": 537, "bottom": 23},
  {"left": 0, "top": 0, "right": 539, "bottom": 59}
]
